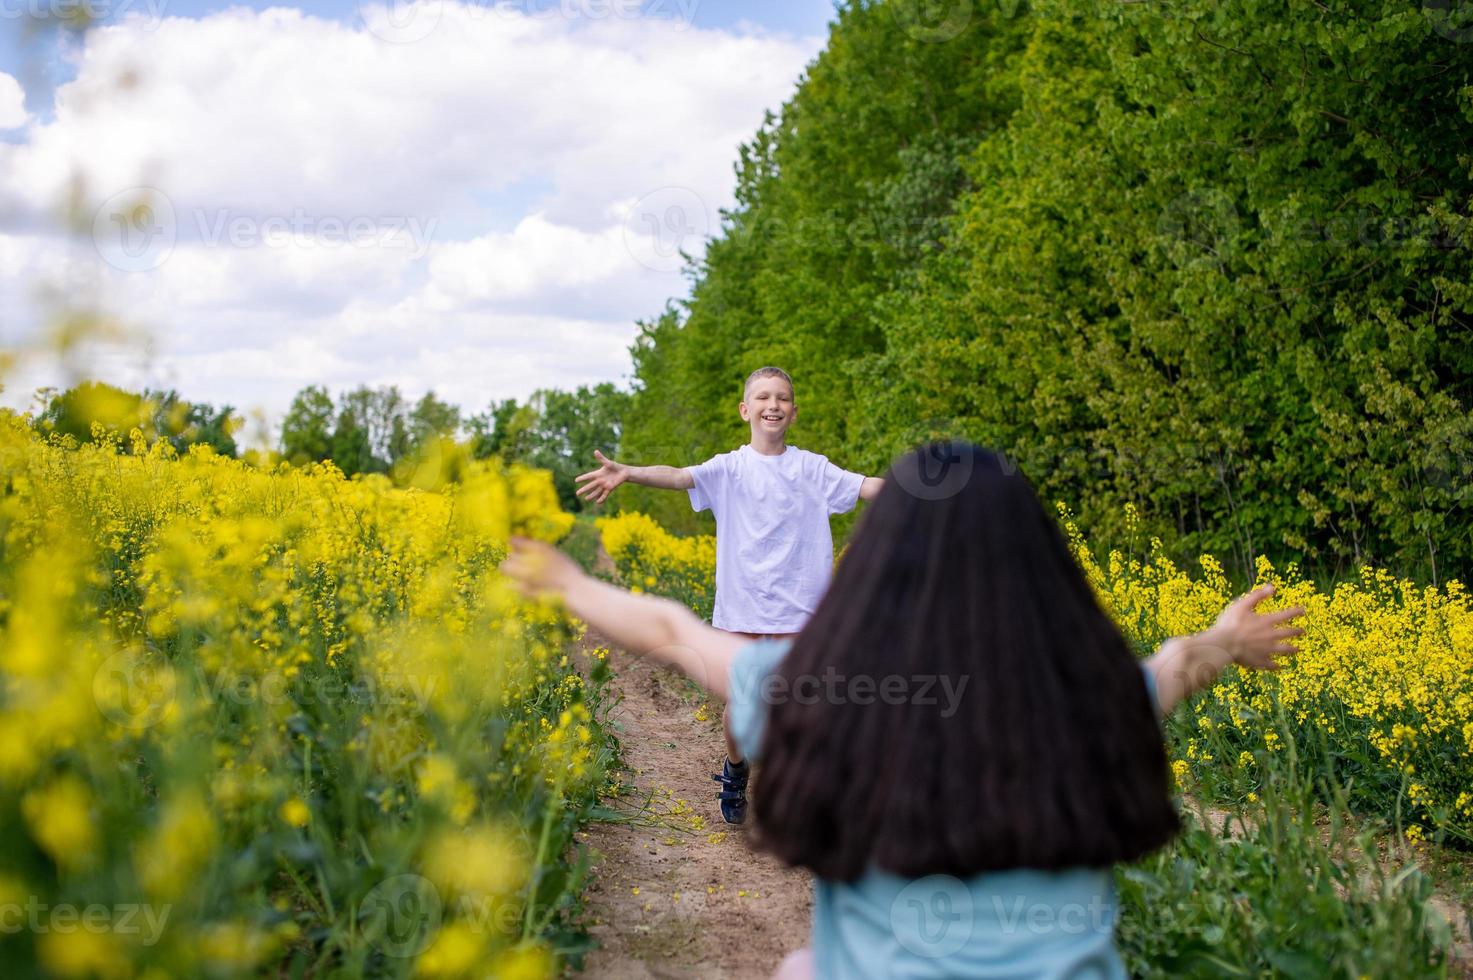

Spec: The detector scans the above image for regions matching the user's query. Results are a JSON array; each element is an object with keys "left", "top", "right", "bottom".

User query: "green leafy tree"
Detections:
[
  {"left": 184, "top": 402, "right": 240, "bottom": 457},
  {"left": 280, "top": 385, "right": 335, "bottom": 465},
  {"left": 36, "top": 382, "right": 238, "bottom": 457},
  {"left": 330, "top": 386, "right": 411, "bottom": 475},
  {"left": 329, "top": 408, "right": 376, "bottom": 477},
  {"left": 619, "top": 0, "right": 1473, "bottom": 583},
  {"left": 522, "top": 384, "right": 631, "bottom": 512},
  {"left": 469, "top": 398, "right": 536, "bottom": 460},
  {"left": 35, "top": 381, "right": 152, "bottom": 446},
  {"left": 470, "top": 385, "right": 631, "bottom": 511},
  {"left": 408, "top": 391, "right": 462, "bottom": 449},
  {"left": 143, "top": 389, "right": 240, "bottom": 458}
]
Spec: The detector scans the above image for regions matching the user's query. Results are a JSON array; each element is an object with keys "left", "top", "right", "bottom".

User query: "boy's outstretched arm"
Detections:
[
  {"left": 859, "top": 477, "right": 884, "bottom": 502},
  {"left": 501, "top": 537, "right": 744, "bottom": 699},
  {"left": 575, "top": 449, "right": 693, "bottom": 505},
  {"left": 1145, "top": 584, "right": 1305, "bottom": 717}
]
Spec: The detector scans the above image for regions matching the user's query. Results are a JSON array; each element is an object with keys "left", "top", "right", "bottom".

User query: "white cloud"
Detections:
[
  {"left": 424, "top": 213, "right": 628, "bottom": 306},
  {"left": 0, "top": 72, "right": 25, "bottom": 130},
  {"left": 0, "top": 4, "right": 823, "bottom": 430},
  {"left": 3, "top": 5, "right": 812, "bottom": 225}
]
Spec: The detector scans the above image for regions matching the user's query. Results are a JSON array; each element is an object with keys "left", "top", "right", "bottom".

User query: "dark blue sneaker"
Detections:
[{"left": 713, "top": 758, "right": 749, "bottom": 825}]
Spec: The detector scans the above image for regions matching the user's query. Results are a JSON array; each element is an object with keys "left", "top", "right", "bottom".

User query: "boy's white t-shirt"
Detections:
[{"left": 684, "top": 444, "right": 865, "bottom": 634}]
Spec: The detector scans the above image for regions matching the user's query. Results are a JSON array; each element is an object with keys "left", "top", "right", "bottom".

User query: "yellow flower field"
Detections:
[
  {"left": 1058, "top": 504, "right": 1473, "bottom": 843},
  {"left": 596, "top": 512, "right": 715, "bottom": 621},
  {"left": 601, "top": 507, "right": 1473, "bottom": 843},
  {"left": 0, "top": 416, "right": 612, "bottom": 979}
]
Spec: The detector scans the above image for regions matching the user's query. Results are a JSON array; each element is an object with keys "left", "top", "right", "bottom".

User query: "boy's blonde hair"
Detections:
[{"left": 744, "top": 366, "right": 794, "bottom": 398}]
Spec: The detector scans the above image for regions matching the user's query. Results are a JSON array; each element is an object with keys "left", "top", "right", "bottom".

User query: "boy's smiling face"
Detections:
[{"left": 740, "top": 374, "right": 797, "bottom": 441}]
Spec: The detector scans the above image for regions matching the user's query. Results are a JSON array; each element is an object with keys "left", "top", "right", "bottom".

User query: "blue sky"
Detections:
[{"left": 0, "top": 0, "right": 836, "bottom": 430}]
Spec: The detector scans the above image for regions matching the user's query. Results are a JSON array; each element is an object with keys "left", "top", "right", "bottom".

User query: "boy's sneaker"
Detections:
[{"left": 713, "top": 758, "right": 750, "bottom": 825}]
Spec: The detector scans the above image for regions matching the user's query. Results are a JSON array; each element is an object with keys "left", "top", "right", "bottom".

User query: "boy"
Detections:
[{"left": 575, "top": 366, "right": 884, "bottom": 823}]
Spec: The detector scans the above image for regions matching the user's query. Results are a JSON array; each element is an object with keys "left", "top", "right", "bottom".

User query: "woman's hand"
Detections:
[
  {"left": 574, "top": 450, "right": 628, "bottom": 505},
  {"left": 501, "top": 536, "right": 583, "bottom": 599},
  {"left": 500, "top": 534, "right": 742, "bottom": 699},
  {"left": 1146, "top": 583, "right": 1305, "bottom": 715},
  {"left": 1206, "top": 584, "right": 1305, "bottom": 671}
]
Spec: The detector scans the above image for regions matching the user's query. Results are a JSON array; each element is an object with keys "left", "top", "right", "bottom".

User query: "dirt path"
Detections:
[{"left": 572, "top": 636, "right": 811, "bottom": 979}]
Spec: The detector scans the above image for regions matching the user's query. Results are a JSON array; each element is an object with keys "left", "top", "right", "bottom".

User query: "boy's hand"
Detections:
[
  {"left": 1206, "top": 584, "right": 1305, "bottom": 671},
  {"left": 574, "top": 450, "right": 627, "bottom": 505},
  {"left": 501, "top": 536, "right": 582, "bottom": 599}
]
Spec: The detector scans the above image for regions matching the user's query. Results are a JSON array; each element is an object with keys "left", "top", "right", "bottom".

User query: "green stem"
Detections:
[
  {"left": 521, "top": 786, "right": 561, "bottom": 942},
  {"left": 282, "top": 861, "right": 328, "bottom": 921}
]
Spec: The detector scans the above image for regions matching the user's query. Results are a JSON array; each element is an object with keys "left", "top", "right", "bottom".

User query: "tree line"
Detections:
[
  {"left": 30, "top": 380, "right": 630, "bottom": 516},
  {"left": 616, "top": 0, "right": 1473, "bottom": 585},
  {"left": 34, "top": 382, "right": 242, "bottom": 458},
  {"left": 278, "top": 383, "right": 628, "bottom": 512}
]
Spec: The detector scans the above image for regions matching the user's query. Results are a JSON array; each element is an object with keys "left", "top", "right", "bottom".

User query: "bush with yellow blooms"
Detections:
[
  {"left": 605, "top": 504, "right": 1471, "bottom": 845},
  {"left": 602, "top": 508, "right": 1463, "bottom": 975},
  {"left": 1057, "top": 504, "right": 1472, "bottom": 846},
  {"left": 0, "top": 415, "right": 612, "bottom": 979},
  {"left": 596, "top": 512, "right": 714, "bottom": 621}
]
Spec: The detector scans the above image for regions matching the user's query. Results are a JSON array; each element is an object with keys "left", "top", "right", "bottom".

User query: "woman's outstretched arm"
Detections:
[
  {"left": 501, "top": 537, "right": 743, "bottom": 700},
  {"left": 1144, "top": 584, "right": 1305, "bottom": 717}
]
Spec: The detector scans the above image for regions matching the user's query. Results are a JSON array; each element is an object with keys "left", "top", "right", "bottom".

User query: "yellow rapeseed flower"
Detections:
[
  {"left": 279, "top": 797, "right": 311, "bottom": 829},
  {"left": 22, "top": 776, "right": 97, "bottom": 872}
]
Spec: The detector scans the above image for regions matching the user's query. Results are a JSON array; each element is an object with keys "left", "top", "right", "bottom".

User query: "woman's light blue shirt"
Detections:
[{"left": 727, "top": 638, "right": 1160, "bottom": 980}]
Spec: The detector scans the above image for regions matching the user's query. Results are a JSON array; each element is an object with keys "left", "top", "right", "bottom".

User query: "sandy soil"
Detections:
[{"left": 571, "top": 639, "right": 812, "bottom": 979}]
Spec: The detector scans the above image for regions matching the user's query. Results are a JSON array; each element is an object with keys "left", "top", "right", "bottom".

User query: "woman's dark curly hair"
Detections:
[{"left": 751, "top": 444, "right": 1180, "bottom": 881}]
